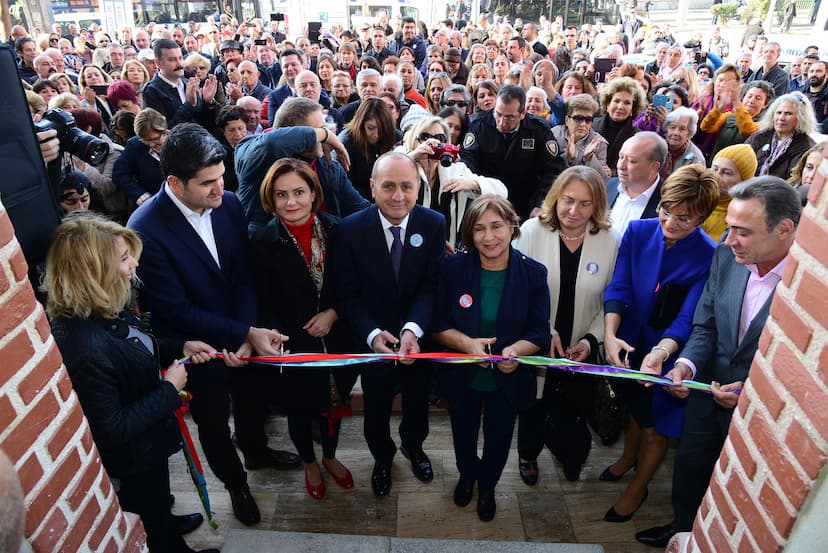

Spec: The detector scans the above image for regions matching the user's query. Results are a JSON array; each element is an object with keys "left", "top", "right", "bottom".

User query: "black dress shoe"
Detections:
[
  {"left": 400, "top": 445, "right": 433, "bottom": 482},
  {"left": 244, "top": 448, "right": 302, "bottom": 470},
  {"left": 172, "top": 512, "right": 203, "bottom": 535},
  {"left": 453, "top": 477, "right": 474, "bottom": 507},
  {"left": 562, "top": 461, "right": 582, "bottom": 482},
  {"left": 518, "top": 460, "right": 539, "bottom": 486},
  {"left": 228, "top": 484, "right": 261, "bottom": 525},
  {"left": 599, "top": 463, "right": 634, "bottom": 482},
  {"left": 371, "top": 462, "right": 392, "bottom": 496},
  {"left": 603, "top": 488, "right": 648, "bottom": 523},
  {"left": 477, "top": 490, "right": 496, "bottom": 522},
  {"left": 635, "top": 523, "right": 677, "bottom": 547}
]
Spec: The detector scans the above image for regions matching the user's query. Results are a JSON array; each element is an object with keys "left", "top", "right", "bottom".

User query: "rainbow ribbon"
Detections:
[{"left": 200, "top": 351, "right": 721, "bottom": 395}]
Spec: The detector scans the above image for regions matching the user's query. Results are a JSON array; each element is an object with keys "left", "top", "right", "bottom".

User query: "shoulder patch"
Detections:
[
  {"left": 463, "top": 132, "right": 476, "bottom": 148},
  {"left": 545, "top": 140, "right": 559, "bottom": 157}
]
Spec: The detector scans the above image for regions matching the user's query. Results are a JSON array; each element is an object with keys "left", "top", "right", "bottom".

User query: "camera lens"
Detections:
[
  {"left": 439, "top": 154, "right": 453, "bottom": 167},
  {"left": 65, "top": 128, "right": 109, "bottom": 166}
]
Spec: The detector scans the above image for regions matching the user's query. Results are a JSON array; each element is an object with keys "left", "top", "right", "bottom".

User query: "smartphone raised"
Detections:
[
  {"left": 592, "top": 57, "right": 615, "bottom": 84},
  {"left": 653, "top": 94, "right": 673, "bottom": 112},
  {"left": 90, "top": 84, "right": 110, "bottom": 95}
]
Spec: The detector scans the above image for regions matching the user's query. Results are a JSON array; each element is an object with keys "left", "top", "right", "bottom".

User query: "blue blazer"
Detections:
[
  {"left": 605, "top": 176, "right": 663, "bottom": 220},
  {"left": 112, "top": 136, "right": 164, "bottom": 205},
  {"left": 604, "top": 218, "right": 716, "bottom": 365},
  {"left": 434, "top": 248, "right": 551, "bottom": 411},
  {"left": 127, "top": 189, "right": 256, "bottom": 383},
  {"left": 334, "top": 205, "right": 445, "bottom": 366}
]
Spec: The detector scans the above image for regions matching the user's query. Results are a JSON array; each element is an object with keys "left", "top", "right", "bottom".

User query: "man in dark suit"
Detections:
[
  {"left": 335, "top": 152, "right": 446, "bottom": 497},
  {"left": 635, "top": 177, "right": 801, "bottom": 548},
  {"left": 127, "top": 124, "right": 301, "bottom": 527},
  {"left": 140, "top": 39, "right": 220, "bottom": 130},
  {"left": 605, "top": 132, "right": 667, "bottom": 236},
  {"left": 265, "top": 48, "right": 305, "bottom": 126}
]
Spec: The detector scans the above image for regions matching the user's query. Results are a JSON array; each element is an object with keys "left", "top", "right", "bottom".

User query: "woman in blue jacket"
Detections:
[
  {"left": 433, "top": 195, "right": 551, "bottom": 522},
  {"left": 600, "top": 165, "right": 720, "bottom": 523}
]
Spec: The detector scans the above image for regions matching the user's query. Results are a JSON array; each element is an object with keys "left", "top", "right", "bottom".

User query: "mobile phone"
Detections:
[
  {"left": 653, "top": 94, "right": 673, "bottom": 112},
  {"left": 254, "top": 39, "right": 267, "bottom": 46},
  {"left": 183, "top": 66, "right": 196, "bottom": 79},
  {"left": 271, "top": 12, "right": 285, "bottom": 21},
  {"left": 90, "top": 84, "right": 109, "bottom": 95},
  {"left": 233, "top": 33, "right": 241, "bottom": 42},
  {"left": 694, "top": 51, "right": 707, "bottom": 65},
  {"left": 593, "top": 57, "right": 615, "bottom": 84}
]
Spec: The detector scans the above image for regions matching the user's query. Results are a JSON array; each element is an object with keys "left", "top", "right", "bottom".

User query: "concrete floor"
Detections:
[{"left": 170, "top": 412, "right": 675, "bottom": 553}]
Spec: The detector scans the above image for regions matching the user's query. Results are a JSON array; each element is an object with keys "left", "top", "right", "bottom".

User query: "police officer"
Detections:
[{"left": 460, "top": 85, "right": 565, "bottom": 219}]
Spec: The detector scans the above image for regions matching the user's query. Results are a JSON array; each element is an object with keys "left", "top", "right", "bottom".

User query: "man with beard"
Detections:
[
  {"left": 804, "top": 60, "right": 828, "bottom": 131},
  {"left": 391, "top": 17, "right": 426, "bottom": 67}
]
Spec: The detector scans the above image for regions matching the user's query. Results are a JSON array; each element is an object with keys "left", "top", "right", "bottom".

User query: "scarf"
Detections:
[{"left": 759, "top": 133, "right": 794, "bottom": 176}]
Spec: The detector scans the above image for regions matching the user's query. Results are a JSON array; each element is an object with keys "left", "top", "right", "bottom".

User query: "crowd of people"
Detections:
[{"left": 14, "top": 5, "right": 816, "bottom": 551}]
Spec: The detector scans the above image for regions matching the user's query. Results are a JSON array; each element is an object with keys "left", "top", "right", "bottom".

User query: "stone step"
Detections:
[{"left": 221, "top": 530, "right": 605, "bottom": 553}]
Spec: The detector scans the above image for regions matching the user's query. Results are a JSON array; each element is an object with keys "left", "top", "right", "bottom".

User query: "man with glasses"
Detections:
[
  {"left": 440, "top": 84, "right": 471, "bottom": 114},
  {"left": 113, "top": 108, "right": 168, "bottom": 209},
  {"left": 460, "top": 85, "right": 565, "bottom": 219},
  {"left": 605, "top": 132, "right": 668, "bottom": 236}
]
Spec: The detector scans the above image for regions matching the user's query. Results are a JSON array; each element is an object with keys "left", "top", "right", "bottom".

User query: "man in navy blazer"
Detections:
[
  {"left": 636, "top": 177, "right": 801, "bottom": 547},
  {"left": 127, "top": 124, "right": 300, "bottom": 527},
  {"left": 605, "top": 132, "right": 667, "bottom": 236},
  {"left": 335, "top": 152, "right": 446, "bottom": 497}
]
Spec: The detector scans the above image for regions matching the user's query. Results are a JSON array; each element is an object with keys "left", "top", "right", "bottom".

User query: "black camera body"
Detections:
[
  {"left": 34, "top": 109, "right": 109, "bottom": 167},
  {"left": 428, "top": 142, "right": 460, "bottom": 167}
]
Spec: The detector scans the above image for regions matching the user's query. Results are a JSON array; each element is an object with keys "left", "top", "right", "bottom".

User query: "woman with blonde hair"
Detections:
[
  {"left": 464, "top": 44, "right": 488, "bottom": 68},
  {"left": 669, "top": 66, "right": 699, "bottom": 105},
  {"left": 466, "top": 63, "right": 494, "bottom": 92},
  {"left": 44, "top": 214, "right": 217, "bottom": 553},
  {"left": 49, "top": 72, "right": 80, "bottom": 96},
  {"left": 425, "top": 73, "right": 452, "bottom": 114},
  {"left": 397, "top": 115, "right": 507, "bottom": 247},
  {"left": 122, "top": 59, "right": 151, "bottom": 90},
  {"left": 788, "top": 141, "right": 827, "bottom": 205},
  {"left": 593, "top": 77, "right": 647, "bottom": 175},
  {"left": 514, "top": 165, "right": 619, "bottom": 484},
  {"left": 184, "top": 53, "right": 227, "bottom": 105}
]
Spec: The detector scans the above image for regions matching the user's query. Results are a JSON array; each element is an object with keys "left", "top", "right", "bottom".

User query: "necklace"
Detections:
[{"left": 560, "top": 231, "right": 585, "bottom": 241}]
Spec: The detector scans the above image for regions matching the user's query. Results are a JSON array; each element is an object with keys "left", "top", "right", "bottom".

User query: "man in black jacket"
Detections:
[
  {"left": 749, "top": 41, "right": 790, "bottom": 97},
  {"left": 391, "top": 17, "right": 427, "bottom": 67},
  {"left": 140, "top": 39, "right": 220, "bottom": 131}
]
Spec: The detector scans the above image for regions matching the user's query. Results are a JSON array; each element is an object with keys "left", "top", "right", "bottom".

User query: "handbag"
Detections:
[{"left": 589, "top": 376, "right": 629, "bottom": 446}]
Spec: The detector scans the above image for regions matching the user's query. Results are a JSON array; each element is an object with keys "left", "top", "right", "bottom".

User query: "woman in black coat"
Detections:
[
  {"left": 44, "top": 215, "right": 217, "bottom": 553},
  {"left": 250, "top": 158, "right": 357, "bottom": 500}
]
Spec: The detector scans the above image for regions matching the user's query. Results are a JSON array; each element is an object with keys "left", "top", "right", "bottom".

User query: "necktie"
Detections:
[{"left": 390, "top": 226, "right": 402, "bottom": 281}]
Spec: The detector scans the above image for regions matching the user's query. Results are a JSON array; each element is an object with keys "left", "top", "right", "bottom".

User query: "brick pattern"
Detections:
[
  {"left": 0, "top": 201, "right": 147, "bottom": 552},
  {"left": 688, "top": 146, "right": 828, "bottom": 551}
]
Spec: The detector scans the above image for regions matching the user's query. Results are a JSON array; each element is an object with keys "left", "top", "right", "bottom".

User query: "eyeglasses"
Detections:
[
  {"left": 50, "top": 38, "right": 59, "bottom": 43},
  {"left": 568, "top": 114, "right": 594, "bottom": 123},
  {"left": 659, "top": 206, "right": 695, "bottom": 227},
  {"left": 418, "top": 132, "right": 447, "bottom": 143},
  {"left": 443, "top": 100, "right": 468, "bottom": 108},
  {"left": 494, "top": 111, "right": 519, "bottom": 122}
]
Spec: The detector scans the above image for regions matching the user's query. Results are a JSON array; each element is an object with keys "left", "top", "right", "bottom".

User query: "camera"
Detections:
[
  {"left": 34, "top": 109, "right": 109, "bottom": 167},
  {"left": 428, "top": 143, "right": 460, "bottom": 167}
]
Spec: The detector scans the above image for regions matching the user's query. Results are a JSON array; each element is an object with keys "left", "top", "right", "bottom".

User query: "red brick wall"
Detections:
[
  {"left": 687, "top": 146, "right": 828, "bottom": 551},
  {"left": 0, "top": 201, "right": 147, "bottom": 553}
]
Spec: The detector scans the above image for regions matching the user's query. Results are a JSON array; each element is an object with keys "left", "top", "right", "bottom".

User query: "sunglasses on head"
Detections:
[{"left": 419, "top": 132, "right": 447, "bottom": 143}]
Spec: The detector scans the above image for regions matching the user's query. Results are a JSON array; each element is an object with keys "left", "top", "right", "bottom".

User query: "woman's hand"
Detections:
[
  {"left": 185, "top": 77, "right": 199, "bottom": 106},
  {"left": 497, "top": 345, "right": 520, "bottom": 374},
  {"left": 183, "top": 341, "right": 217, "bottom": 364},
  {"left": 566, "top": 340, "right": 590, "bottom": 362},
  {"left": 567, "top": 132, "right": 577, "bottom": 161},
  {"left": 550, "top": 333, "right": 566, "bottom": 358},
  {"left": 163, "top": 359, "right": 188, "bottom": 391},
  {"left": 441, "top": 178, "right": 478, "bottom": 193},
  {"left": 583, "top": 137, "right": 601, "bottom": 161},
  {"left": 303, "top": 308, "right": 338, "bottom": 338},
  {"left": 82, "top": 86, "right": 97, "bottom": 105},
  {"left": 604, "top": 333, "right": 634, "bottom": 367},
  {"left": 410, "top": 138, "right": 438, "bottom": 161},
  {"left": 223, "top": 342, "right": 252, "bottom": 367},
  {"left": 652, "top": 105, "right": 668, "bottom": 126},
  {"left": 202, "top": 74, "right": 218, "bottom": 104},
  {"left": 638, "top": 350, "right": 665, "bottom": 386}
]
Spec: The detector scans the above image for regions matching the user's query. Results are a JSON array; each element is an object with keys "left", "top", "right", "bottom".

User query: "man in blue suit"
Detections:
[
  {"left": 636, "top": 177, "right": 801, "bottom": 547},
  {"left": 335, "top": 152, "right": 446, "bottom": 497},
  {"left": 605, "top": 132, "right": 667, "bottom": 236},
  {"left": 127, "top": 124, "right": 300, "bottom": 527}
]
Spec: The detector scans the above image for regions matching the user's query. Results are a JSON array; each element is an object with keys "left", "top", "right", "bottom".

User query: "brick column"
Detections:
[
  {"left": 678, "top": 146, "right": 828, "bottom": 552},
  {"left": 0, "top": 199, "right": 147, "bottom": 553}
]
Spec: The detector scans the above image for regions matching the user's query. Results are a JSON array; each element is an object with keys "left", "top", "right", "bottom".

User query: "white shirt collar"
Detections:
[
  {"left": 618, "top": 175, "right": 660, "bottom": 202},
  {"left": 378, "top": 210, "right": 410, "bottom": 232},
  {"left": 164, "top": 182, "right": 213, "bottom": 219}
]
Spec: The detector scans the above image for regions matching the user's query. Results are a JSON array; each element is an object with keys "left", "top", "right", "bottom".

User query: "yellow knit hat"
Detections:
[{"left": 713, "top": 144, "right": 758, "bottom": 182}]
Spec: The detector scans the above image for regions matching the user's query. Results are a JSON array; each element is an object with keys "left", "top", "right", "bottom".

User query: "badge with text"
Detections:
[
  {"left": 521, "top": 138, "right": 535, "bottom": 149},
  {"left": 459, "top": 294, "right": 473, "bottom": 308},
  {"left": 409, "top": 233, "right": 423, "bottom": 248}
]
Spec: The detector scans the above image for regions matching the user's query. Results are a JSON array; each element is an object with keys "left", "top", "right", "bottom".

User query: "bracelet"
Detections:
[
  {"left": 651, "top": 345, "right": 670, "bottom": 362},
  {"left": 320, "top": 127, "right": 329, "bottom": 144}
]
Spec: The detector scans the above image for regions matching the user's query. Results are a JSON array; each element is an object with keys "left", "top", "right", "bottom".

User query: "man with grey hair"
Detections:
[
  {"left": 341, "top": 68, "right": 382, "bottom": 123},
  {"left": 606, "top": 131, "right": 668, "bottom": 236},
  {"left": 103, "top": 42, "right": 125, "bottom": 75},
  {"left": 236, "top": 95, "right": 263, "bottom": 134},
  {"left": 749, "top": 41, "right": 789, "bottom": 96},
  {"left": 637, "top": 176, "right": 801, "bottom": 548},
  {"left": 0, "top": 450, "right": 24, "bottom": 553},
  {"left": 294, "top": 69, "right": 344, "bottom": 131},
  {"left": 382, "top": 73, "right": 404, "bottom": 103},
  {"left": 660, "top": 106, "right": 705, "bottom": 179},
  {"left": 33, "top": 53, "right": 57, "bottom": 79}
]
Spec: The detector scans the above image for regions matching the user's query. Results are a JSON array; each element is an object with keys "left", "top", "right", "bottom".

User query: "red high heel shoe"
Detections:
[
  {"left": 305, "top": 463, "right": 325, "bottom": 500},
  {"left": 322, "top": 458, "right": 354, "bottom": 489}
]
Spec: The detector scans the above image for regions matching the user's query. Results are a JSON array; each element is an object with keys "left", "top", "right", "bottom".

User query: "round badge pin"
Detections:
[
  {"left": 586, "top": 262, "right": 599, "bottom": 275},
  {"left": 410, "top": 233, "right": 423, "bottom": 247},
  {"left": 459, "top": 294, "right": 473, "bottom": 308}
]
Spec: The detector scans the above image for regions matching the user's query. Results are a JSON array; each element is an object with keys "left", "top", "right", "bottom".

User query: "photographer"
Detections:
[{"left": 396, "top": 115, "right": 506, "bottom": 250}]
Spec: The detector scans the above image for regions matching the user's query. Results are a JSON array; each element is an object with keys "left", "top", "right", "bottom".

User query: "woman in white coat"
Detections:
[
  {"left": 513, "top": 166, "right": 621, "bottom": 484},
  {"left": 397, "top": 115, "right": 507, "bottom": 249}
]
